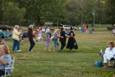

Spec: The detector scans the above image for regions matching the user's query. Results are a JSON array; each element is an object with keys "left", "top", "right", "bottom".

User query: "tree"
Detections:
[
  {"left": 15, "top": 0, "right": 67, "bottom": 25},
  {"left": 65, "top": 0, "right": 96, "bottom": 25},
  {"left": 0, "top": 0, "right": 3, "bottom": 24},
  {"left": 2, "top": 1, "right": 26, "bottom": 25},
  {"left": 106, "top": 0, "right": 115, "bottom": 24},
  {"left": 0, "top": 0, "right": 109, "bottom": 26}
]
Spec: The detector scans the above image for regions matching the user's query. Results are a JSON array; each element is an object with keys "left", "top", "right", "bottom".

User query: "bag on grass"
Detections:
[{"left": 95, "top": 60, "right": 103, "bottom": 68}]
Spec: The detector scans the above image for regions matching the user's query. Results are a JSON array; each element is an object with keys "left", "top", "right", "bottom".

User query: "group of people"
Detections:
[
  {"left": 0, "top": 25, "right": 115, "bottom": 76},
  {"left": 79, "top": 23, "right": 89, "bottom": 33},
  {"left": 12, "top": 25, "right": 78, "bottom": 53},
  {"left": 0, "top": 25, "right": 79, "bottom": 76}
]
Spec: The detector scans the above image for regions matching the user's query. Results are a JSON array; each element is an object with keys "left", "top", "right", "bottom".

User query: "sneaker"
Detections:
[{"left": 16, "top": 50, "right": 21, "bottom": 52}]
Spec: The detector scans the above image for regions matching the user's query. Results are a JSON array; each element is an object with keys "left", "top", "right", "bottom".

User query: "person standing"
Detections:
[
  {"left": 12, "top": 25, "right": 21, "bottom": 52},
  {"left": 66, "top": 27, "right": 78, "bottom": 50},
  {"left": 45, "top": 28, "right": 51, "bottom": 51},
  {"left": 37, "top": 27, "right": 43, "bottom": 43},
  {"left": 28, "top": 26, "right": 35, "bottom": 52},
  {"left": 59, "top": 28, "right": 66, "bottom": 50},
  {"left": 52, "top": 29, "right": 59, "bottom": 50}
]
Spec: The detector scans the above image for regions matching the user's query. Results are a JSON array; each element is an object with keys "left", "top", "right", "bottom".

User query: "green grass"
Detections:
[{"left": 8, "top": 28, "right": 115, "bottom": 77}]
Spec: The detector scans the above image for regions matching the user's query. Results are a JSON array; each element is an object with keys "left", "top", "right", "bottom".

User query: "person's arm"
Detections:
[
  {"left": 14, "top": 29, "right": 21, "bottom": 36},
  {"left": 104, "top": 48, "right": 109, "bottom": 55},
  {"left": 0, "top": 58, "right": 7, "bottom": 64},
  {"left": 112, "top": 48, "right": 115, "bottom": 57}
]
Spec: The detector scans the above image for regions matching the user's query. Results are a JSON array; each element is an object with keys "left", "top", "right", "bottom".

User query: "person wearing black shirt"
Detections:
[
  {"left": 59, "top": 28, "right": 66, "bottom": 50},
  {"left": 28, "top": 27, "right": 35, "bottom": 52},
  {"left": 67, "top": 27, "right": 78, "bottom": 50}
]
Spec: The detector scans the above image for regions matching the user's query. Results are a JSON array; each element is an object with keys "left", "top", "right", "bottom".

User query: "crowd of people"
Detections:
[
  {"left": 12, "top": 25, "right": 78, "bottom": 52},
  {"left": 10, "top": 25, "right": 115, "bottom": 69},
  {"left": 1, "top": 24, "right": 115, "bottom": 76},
  {"left": 0, "top": 24, "right": 79, "bottom": 76}
]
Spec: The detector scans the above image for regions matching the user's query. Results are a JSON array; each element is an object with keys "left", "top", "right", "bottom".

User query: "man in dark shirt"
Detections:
[{"left": 59, "top": 28, "right": 66, "bottom": 50}]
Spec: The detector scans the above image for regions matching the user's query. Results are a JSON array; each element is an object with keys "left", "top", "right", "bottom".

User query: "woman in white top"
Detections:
[
  {"left": 12, "top": 25, "right": 21, "bottom": 52},
  {"left": 103, "top": 42, "right": 115, "bottom": 67}
]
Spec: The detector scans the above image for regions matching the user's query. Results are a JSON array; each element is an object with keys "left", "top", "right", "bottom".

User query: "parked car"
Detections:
[
  {"left": 63, "top": 25, "right": 71, "bottom": 30},
  {"left": 63, "top": 25, "right": 77, "bottom": 30}
]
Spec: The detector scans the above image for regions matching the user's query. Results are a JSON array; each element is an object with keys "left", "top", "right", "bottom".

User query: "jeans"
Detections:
[
  {"left": 12, "top": 39, "right": 20, "bottom": 52},
  {"left": 29, "top": 40, "right": 35, "bottom": 52},
  {"left": 53, "top": 38, "right": 59, "bottom": 48}
]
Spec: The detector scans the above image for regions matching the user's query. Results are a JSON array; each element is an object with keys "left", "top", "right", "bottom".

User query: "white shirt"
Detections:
[{"left": 104, "top": 47, "right": 115, "bottom": 60}]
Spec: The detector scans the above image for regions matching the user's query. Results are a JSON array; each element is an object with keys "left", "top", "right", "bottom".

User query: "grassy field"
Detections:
[{"left": 9, "top": 28, "right": 115, "bottom": 77}]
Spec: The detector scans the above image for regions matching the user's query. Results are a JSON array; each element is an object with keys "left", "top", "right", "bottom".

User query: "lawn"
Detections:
[{"left": 9, "top": 27, "right": 115, "bottom": 77}]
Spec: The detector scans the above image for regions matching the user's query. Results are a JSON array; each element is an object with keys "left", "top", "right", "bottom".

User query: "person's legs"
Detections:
[
  {"left": 103, "top": 54, "right": 108, "bottom": 64},
  {"left": 55, "top": 40, "right": 59, "bottom": 49},
  {"left": 0, "top": 70, "right": 5, "bottom": 77},
  {"left": 60, "top": 41, "right": 63, "bottom": 50},
  {"left": 46, "top": 41, "right": 49, "bottom": 48},
  {"left": 46, "top": 39, "right": 50, "bottom": 49},
  {"left": 12, "top": 39, "right": 17, "bottom": 52},
  {"left": 103, "top": 54, "right": 108, "bottom": 67},
  {"left": 60, "top": 40, "right": 66, "bottom": 50},
  {"left": 29, "top": 40, "right": 35, "bottom": 52},
  {"left": 17, "top": 40, "right": 20, "bottom": 51},
  {"left": 53, "top": 39, "right": 58, "bottom": 49}
]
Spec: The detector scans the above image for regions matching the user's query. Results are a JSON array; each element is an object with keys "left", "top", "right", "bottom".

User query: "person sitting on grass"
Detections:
[
  {"left": 100, "top": 42, "right": 115, "bottom": 68},
  {"left": 0, "top": 38, "right": 12, "bottom": 77}
]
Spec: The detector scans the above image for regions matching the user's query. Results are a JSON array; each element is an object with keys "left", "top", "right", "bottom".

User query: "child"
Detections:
[
  {"left": 37, "top": 27, "right": 43, "bottom": 43},
  {"left": 52, "top": 29, "right": 59, "bottom": 50},
  {"left": 46, "top": 29, "right": 51, "bottom": 51}
]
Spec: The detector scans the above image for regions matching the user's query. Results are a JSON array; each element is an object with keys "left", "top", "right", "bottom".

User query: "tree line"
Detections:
[{"left": 0, "top": 0, "right": 114, "bottom": 26}]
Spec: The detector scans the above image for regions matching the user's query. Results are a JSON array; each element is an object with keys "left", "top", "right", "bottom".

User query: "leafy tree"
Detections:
[
  {"left": 106, "top": 0, "right": 115, "bottom": 24},
  {"left": 2, "top": 1, "right": 26, "bottom": 25}
]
